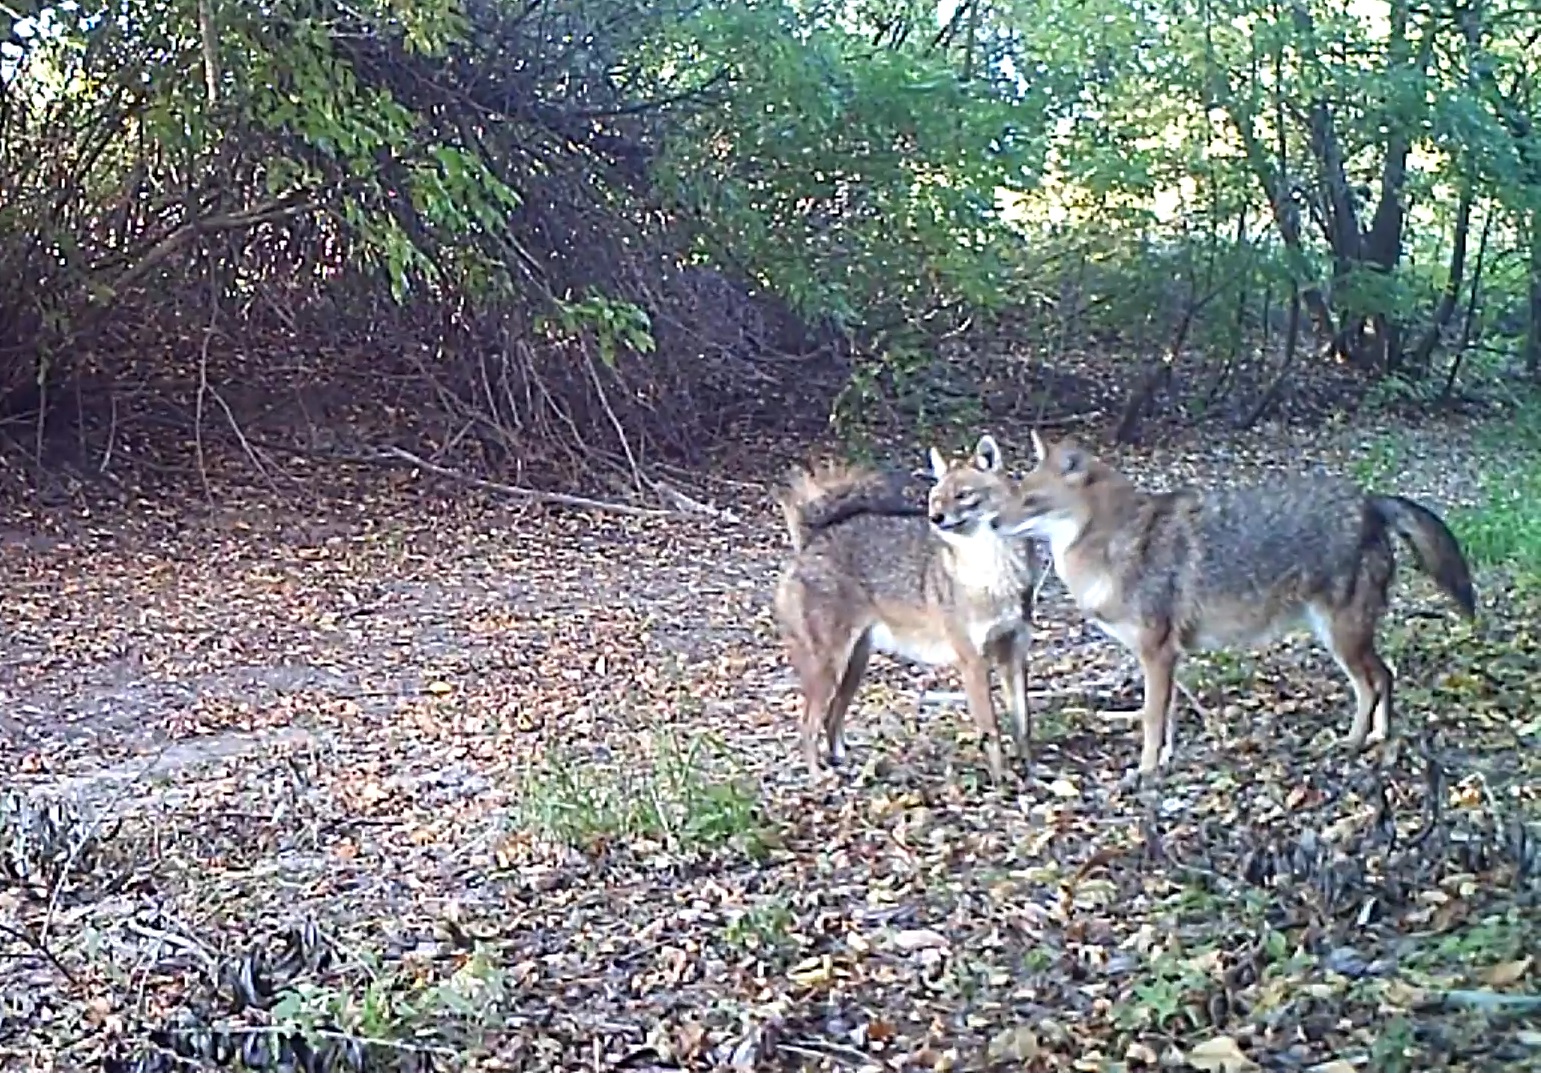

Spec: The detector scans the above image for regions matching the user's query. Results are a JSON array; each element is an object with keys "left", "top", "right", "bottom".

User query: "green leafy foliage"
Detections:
[
  {"left": 3, "top": 0, "right": 1541, "bottom": 442},
  {"left": 539, "top": 293, "right": 656, "bottom": 369},
  {"left": 649, "top": 0, "right": 1051, "bottom": 337}
]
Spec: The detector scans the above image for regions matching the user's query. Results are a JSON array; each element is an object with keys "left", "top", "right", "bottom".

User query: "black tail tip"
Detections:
[
  {"left": 1459, "top": 586, "right": 1477, "bottom": 620},
  {"left": 1448, "top": 574, "right": 1477, "bottom": 619}
]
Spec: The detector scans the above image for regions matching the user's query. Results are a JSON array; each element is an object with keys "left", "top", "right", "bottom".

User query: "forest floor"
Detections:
[{"left": 2, "top": 404, "right": 1539, "bottom": 1072}]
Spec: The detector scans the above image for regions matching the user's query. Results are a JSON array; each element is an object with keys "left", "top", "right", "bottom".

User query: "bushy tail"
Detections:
[
  {"left": 1371, "top": 495, "right": 1478, "bottom": 618},
  {"left": 774, "top": 461, "right": 922, "bottom": 552}
]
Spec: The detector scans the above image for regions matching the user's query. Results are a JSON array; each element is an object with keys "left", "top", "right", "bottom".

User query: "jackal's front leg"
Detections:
[
  {"left": 999, "top": 631, "right": 1033, "bottom": 773},
  {"left": 1135, "top": 646, "right": 1178, "bottom": 778},
  {"left": 956, "top": 651, "right": 1006, "bottom": 784}
]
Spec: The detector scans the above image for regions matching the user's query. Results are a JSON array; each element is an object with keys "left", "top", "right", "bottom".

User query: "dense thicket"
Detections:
[{"left": 2, "top": 0, "right": 1538, "bottom": 484}]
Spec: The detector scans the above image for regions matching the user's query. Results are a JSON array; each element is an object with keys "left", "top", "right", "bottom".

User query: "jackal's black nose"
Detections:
[{"left": 930, "top": 512, "right": 947, "bottom": 526}]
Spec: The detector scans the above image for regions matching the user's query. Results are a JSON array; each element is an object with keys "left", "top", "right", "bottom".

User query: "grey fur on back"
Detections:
[
  {"left": 792, "top": 512, "right": 967, "bottom": 609},
  {"left": 1187, "top": 478, "right": 1375, "bottom": 602},
  {"left": 775, "top": 460, "right": 925, "bottom": 553},
  {"left": 1104, "top": 475, "right": 1459, "bottom": 645}
]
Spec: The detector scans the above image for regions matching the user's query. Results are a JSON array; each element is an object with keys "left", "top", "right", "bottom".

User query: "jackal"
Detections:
[
  {"left": 997, "top": 432, "right": 1477, "bottom": 781},
  {"left": 772, "top": 436, "right": 1048, "bottom": 782}
]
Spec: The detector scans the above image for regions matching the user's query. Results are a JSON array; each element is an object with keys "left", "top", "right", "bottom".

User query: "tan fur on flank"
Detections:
[{"left": 773, "top": 435, "right": 1048, "bottom": 782}]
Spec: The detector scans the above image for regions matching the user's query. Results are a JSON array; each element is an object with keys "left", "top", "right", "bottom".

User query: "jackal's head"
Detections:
[
  {"left": 996, "top": 431, "right": 1103, "bottom": 546},
  {"left": 924, "top": 434, "right": 1015, "bottom": 544}
]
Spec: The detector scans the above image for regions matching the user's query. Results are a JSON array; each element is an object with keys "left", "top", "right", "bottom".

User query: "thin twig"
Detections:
[
  {"left": 0, "top": 921, "right": 79, "bottom": 983},
  {"left": 195, "top": 272, "right": 216, "bottom": 503},
  {"left": 375, "top": 445, "right": 670, "bottom": 517},
  {"left": 644, "top": 475, "right": 742, "bottom": 521},
  {"left": 123, "top": 920, "right": 220, "bottom": 978},
  {"left": 157, "top": 1022, "right": 458, "bottom": 1059},
  {"left": 780, "top": 1037, "right": 872, "bottom": 1065}
]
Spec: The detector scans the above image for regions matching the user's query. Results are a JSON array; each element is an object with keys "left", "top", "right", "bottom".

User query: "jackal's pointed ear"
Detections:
[
  {"left": 972, "top": 434, "right": 1002, "bottom": 473},
  {"left": 1058, "top": 445, "right": 1089, "bottom": 483},
  {"left": 1030, "top": 429, "right": 1049, "bottom": 464},
  {"left": 927, "top": 446, "right": 949, "bottom": 481}
]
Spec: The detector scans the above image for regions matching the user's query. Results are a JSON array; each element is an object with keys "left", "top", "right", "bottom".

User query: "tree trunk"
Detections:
[
  {"left": 1528, "top": 206, "right": 1541, "bottom": 379},
  {"left": 1240, "top": 283, "right": 1303, "bottom": 429},
  {"left": 1293, "top": 8, "right": 1364, "bottom": 368},
  {"left": 1113, "top": 360, "right": 1173, "bottom": 445},
  {"left": 1361, "top": 0, "right": 1432, "bottom": 278},
  {"left": 1442, "top": 204, "right": 1493, "bottom": 401},
  {"left": 1291, "top": 0, "right": 1432, "bottom": 370},
  {"left": 1408, "top": 180, "right": 1475, "bottom": 375},
  {"left": 1113, "top": 279, "right": 1225, "bottom": 444},
  {"left": 1225, "top": 9, "right": 1336, "bottom": 345}
]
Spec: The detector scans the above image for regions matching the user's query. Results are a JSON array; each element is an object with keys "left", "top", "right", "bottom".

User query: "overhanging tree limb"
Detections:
[{"left": 104, "top": 197, "right": 319, "bottom": 297}]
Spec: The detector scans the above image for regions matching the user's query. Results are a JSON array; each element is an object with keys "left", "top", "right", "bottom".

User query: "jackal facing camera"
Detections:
[
  {"left": 772, "top": 435, "right": 1049, "bottom": 783},
  {"left": 997, "top": 432, "right": 1477, "bottom": 782}
]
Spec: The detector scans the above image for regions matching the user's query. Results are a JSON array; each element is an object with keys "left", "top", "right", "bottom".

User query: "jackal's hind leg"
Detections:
[{"left": 825, "top": 633, "right": 872, "bottom": 766}]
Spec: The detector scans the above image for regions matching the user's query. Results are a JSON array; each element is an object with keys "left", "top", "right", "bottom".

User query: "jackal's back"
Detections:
[
  {"left": 774, "top": 440, "right": 1043, "bottom": 664},
  {"left": 1119, "top": 476, "right": 1431, "bottom": 647},
  {"left": 1189, "top": 477, "right": 1380, "bottom": 601}
]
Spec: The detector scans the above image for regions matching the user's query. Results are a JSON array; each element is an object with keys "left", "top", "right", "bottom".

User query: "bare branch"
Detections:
[{"left": 374, "top": 445, "right": 671, "bottom": 517}]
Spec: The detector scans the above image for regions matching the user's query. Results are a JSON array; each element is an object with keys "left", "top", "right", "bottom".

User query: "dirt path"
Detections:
[
  {"left": 1, "top": 417, "right": 1536, "bottom": 1071},
  {"left": 0, "top": 415, "right": 1496, "bottom": 788}
]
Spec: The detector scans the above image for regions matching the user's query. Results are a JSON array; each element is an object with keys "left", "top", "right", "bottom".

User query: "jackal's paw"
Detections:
[
  {"left": 1340, "top": 732, "right": 1371, "bottom": 754},
  {"left": 804, "top": 754, "right": 837, "bottom": 778},
  {"left": 829, "top": 741, "right": 849, "bottom": 767},
  {"left": 1156, "top": 744, "right": 1174, "bottom": 768},
  {"left": 1117, "top": 766, "right": 1161, "bottom": 793},
  {"left": 1360, "top": 728, "right": 1390, "bottom": 749}
]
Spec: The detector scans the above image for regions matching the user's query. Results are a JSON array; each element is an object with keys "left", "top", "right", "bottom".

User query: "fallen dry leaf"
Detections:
[
  {"left": 1480, "top": 957, "right": 1533, "bottom": 987},
  {"left": 988, "top": 1025, "right": 1040, "bottom": 1062},
  {"left": 1186, "top": 1035, "right": 1260, "bottom": 1073},
  {"left": 892, "top": 927, "right": 951, "bottom": 952},
  {"left": 1127, "top": 1040, "right": 1160, "bottom": 1064},
  {"left": 1, "top": 413, "right": 1537, "bottom": 1073}
]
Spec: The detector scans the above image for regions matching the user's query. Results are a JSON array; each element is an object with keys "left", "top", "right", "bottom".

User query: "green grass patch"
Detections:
[
  {"left": 1350, "top": 434, "right": 1407, "bottom": 489},
  {"left": 1354, "top": 404, "right": 1541, "bottom": 579},
  {"left": 508, "top": 729, "right": 770, "bottom": 857},
  {"left": 722, "top": 895, "right": 796, "bottom": 957},
  {"left": 1451, "top": 401, "right": 1541, "bottom": 577},
  {"left": 1448, "top": 397, "right": 1541, "bottom": 573},
  {"left": 1400, "top": 909, "right": 1534, "bottom": 982},
  {"left": 1452, "top": 482, "right": 1541, "bottom": 575},
  {"left": 1451, "top": 470, "right": 1541, "bottom": 577}
]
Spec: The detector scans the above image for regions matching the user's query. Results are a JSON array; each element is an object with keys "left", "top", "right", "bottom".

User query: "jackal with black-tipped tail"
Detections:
[
  {"left": 772, "top": 436, "right": 1048, "bottom": 783},
  {"left": 997, "top": 431, "right": 1477, "bottom": 782}
]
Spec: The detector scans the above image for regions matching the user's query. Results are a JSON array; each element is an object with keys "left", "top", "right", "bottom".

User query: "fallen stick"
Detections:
[
  {"left": 645, "top": 474, "right": 742, "bottom": 522},
  {"left": 1428, "top": 990, "right": 1541, "bottom": 1013},
  {"left": 917, "top": 679, "right": 1208, "bottom": 718},
  {"left": 376, "top": 446, "right": 670, "bottom": 518}
]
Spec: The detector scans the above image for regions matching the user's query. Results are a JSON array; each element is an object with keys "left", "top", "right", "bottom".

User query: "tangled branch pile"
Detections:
[{"left": 0, "top": 2, "right": 789, "bottom": 486}]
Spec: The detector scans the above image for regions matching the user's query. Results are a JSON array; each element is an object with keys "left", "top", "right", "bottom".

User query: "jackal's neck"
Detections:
[
  {"left": 1049, "top": 478, "right": 1144, "bottom": 573},
  {"left": 944, "top": 527, "right": 1036, "bottom": 598}
]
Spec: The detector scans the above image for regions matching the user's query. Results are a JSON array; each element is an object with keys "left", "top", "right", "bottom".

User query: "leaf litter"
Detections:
[{"left": 0, "top": 416, "right": 1537, "bottom": 1072}]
